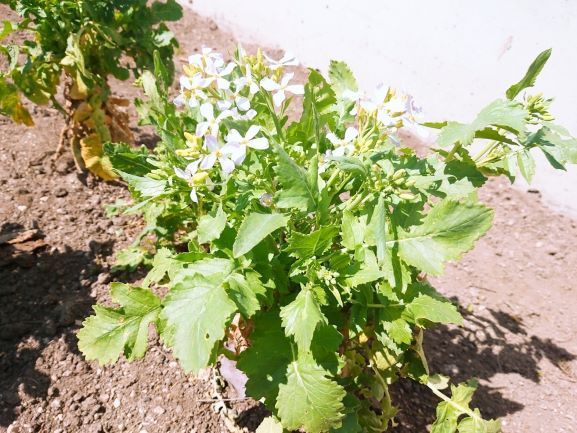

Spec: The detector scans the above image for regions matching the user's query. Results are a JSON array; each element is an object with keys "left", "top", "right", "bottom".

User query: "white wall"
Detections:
[{"left": 182, "top": 0, "right": 577, "bottom": 216}]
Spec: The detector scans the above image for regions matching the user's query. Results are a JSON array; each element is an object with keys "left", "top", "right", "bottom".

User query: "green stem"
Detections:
[
  {"left": 472, "top": 141, "right": 498, "bottom": 163},
  {"left": 260, "top": 87, "right": 285, "bottom": 141}
]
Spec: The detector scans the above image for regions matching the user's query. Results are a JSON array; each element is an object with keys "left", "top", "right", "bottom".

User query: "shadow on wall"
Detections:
[
  {"left": 391, "top": 302, "right": 575, "bottom": 432},
  {"left": 0, "top": 222, "right": 113, "bottom": 427}
]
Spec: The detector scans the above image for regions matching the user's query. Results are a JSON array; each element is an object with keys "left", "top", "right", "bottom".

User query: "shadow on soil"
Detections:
[
  {"left": 391, "top": 302, "right": 575, "bottom": 432},
  {"left": 0, "top": 222, "right": 112, "bottom": 427}
]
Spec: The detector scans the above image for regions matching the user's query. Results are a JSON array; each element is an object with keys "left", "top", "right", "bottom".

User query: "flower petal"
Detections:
[
  {"left": 174, "top": 167, "right": 189, "bottom": 180},
  {"left": 261, "top": 77, "right": 280, "bottom": 91},
  {"left": 236, "top": 96, "right": 251, "bottom": 112},
  {"left": 272, "top": 90, "right": 286, "bottom": 107},
  {"left": 219, "top": 156, "right": 236, "bottom": 175},
  {"left": 200, "top": 102, "right": 214, "bottom": 120},
  {"left": 189, "top": 188, "right": 198, "bottom": 203},
  {"left": 226, "top": 129, "right": 243, "bottom": 144},
  {"left": 245, "top": 125, "right": 261, "bottom": 140},
  {"left": 344, "top": 127, "right": 359, "bottom": 142},
  {"left": 286, "top": 84, "right": 304, "bottom": 95},
  {"left": 200, "top": 153, "right": 217, "bottom": 170},
  {"left": 248, "top": 137, "right": 269, "bottom": 150}
]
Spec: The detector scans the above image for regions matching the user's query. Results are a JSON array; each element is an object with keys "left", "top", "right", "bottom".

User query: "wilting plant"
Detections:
[
  {"left": 0, "top": 0, "right": 182, "bottom": 178},
  {"left": 79, "top": 47, "right": 575, "bottom": 432}
]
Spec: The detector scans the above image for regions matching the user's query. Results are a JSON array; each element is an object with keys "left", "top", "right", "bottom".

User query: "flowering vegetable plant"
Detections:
[{"left": 79, "top": 47, "right": 576, "bottom": 432}]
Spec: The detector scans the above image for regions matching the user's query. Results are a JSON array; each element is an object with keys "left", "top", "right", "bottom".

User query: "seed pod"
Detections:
[
  {"left": 398, "top": 192, "right": 416, "bottom": 201},
  {"left": 392, "top": 168, "right": 406, "bottom": 181}
]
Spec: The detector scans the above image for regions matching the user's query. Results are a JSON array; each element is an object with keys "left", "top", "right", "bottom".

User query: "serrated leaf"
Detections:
[
  {"left": 198, "top": 205, "right": 227, "bottom": 243},
  {"left": 437, "top": 100, "right": 528, "bottom": 147},
  {"left": 341, "top": 211, "right": 366, "bottom": 251},
  {"left": 300, "top": 69, "right": 337, "bottom": 142},
  {"left": 280, "top": 288, "right": 327, "bottom": 352},
  {"left": 237, "top": 312, "right": 292, "bottom": 406},
  {"left": 285, "top": 225, "right": 338, "bottom": 259},
  {"left": 161, "top": 274, "right": 236, "bottom": 373},
  {"left": 393, "top": 199, "right": 494, "bottom": 275},
  {"left": 119, "top": 171, "right": 167, "bottom": 197},
  {"left": 78, "top": 283, "right": 161, "bottom": 364},
  {"left": 274, "top": 145, "right": 318, "bottom": 211},
  {"left": 431, "top": 380, "right": 501, "bottom": 433},
  {"left": 329, "top": 60, "right": 358, "bottom": 96},
  {"left": 506, "top": 48, "right": 552, "bottom": 100},
  {"left": 403, "top": 294, "right": 463, "bottom": 326},
  {"left": 387, "top": 318, "right": 413, "bottom": 345},
  {"left": 233, "top": 212, "right": 289, "bottom": 258},
  {"left": 142, "top": 247, "right": 181, "bottom": 288},
  {"left": 226, "top": 273, "right": 262, "bottom": 318},
  {"left": 276, "top": 354, "right": 346, "bottom": 433}
]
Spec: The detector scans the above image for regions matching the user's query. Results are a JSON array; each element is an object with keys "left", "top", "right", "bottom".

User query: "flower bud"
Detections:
[
  {"left": 191, "top": 171, "right": 209, "bottom": 185},
  {"left": 398, "top": 192, "right": 416, "bottom": 201}
]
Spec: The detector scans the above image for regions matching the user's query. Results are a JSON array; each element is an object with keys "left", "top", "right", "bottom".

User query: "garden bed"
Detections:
[{"left": 1, "top": 5, "right": 576, "bottom": 433}]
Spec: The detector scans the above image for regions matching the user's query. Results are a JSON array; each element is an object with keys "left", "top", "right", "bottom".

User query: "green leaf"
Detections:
[
  {"left": 431, "top": 380, "right": 501, "bottom": 433},
  {"left": 506, "top": 48, "right": 552, "bottom": 100},
  {"left": 274, "top": 145, "right": 318, "bottom": 211},
  {"left": 226, "top": 273, "right": 263, "bottom": 318},
  {"left": 394, "top": 199, "right": 494, "bottom": 275},
  {"left": 256, "top": 417, "right": 284, "bottom": 433},
  {"left": 141, "top": 247, "right": 179, "bottom": 287},
  {"left": 285, "top": 225, "right": 338, "bottom": 259},
  {"left": 161, "top": 274, "right": 236, "bottom": 373},
  {"left": 238, "top": 312, "right": 292, "bottom": 406},
  {"left": 516, "top": 150, "right": 536, "bottom": 183},
  {"left": 78, "top": 283, "right": 161, "bottom": 364},
  {"left": 370, "top": 196, "right": 387, "bottom": 263},
  {"left": 403, "top": 294, "right": 463, "bottom": 326},
  {"left": 276, "top": 354, "right": 346, "bottom": 433},
  {"left": 104, "top": 143, "right": 153, "bottom": 177},
  {"left": 341, "top": 211, "right": 366, "bottom": 251},
  {"left": 119, "top": 171, "right": 166, "bottom": 197},
  {"left": 300, "top": 69, "right": 337, "bottom": 142},
  {"left": 280, "top": 288, "right": 327, "bottom": 352},
  {"left": 329, "top": 60, "right": 358, "bottom": 97},
  {"left": 437, "top": 100, "right": 528, "bottom": 147},
  {"left": 197, "top": 205, "right": 227, "bottom": 243},
  {"left": 233, "top": 212, "right": 289, "bottom": 258}
]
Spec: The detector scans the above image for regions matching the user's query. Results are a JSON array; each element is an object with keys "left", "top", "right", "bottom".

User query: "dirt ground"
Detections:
[{"left": 1, "top": 5, "right": 576, "bottom": 433}]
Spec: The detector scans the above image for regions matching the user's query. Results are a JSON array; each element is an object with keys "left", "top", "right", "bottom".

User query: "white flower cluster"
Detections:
[{"left": 172, "top": 48, "right": 304, "bottom": 202}]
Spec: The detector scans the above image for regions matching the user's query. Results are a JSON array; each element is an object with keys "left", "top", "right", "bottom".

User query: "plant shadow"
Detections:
[
  {"left": 0, "top": 222, "right": 113, "bottom": 427},
  {"left": 390, "top": 302, "right": 575, "bottom": 432}
]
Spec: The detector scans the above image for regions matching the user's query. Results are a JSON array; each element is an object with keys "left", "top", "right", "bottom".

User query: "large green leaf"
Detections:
[
  {"left": 161, "top": 274, "right": 236, "bottom": 373},
  {"left": 280, "top": 288, "right": 327, "bottom": 352},
  {"left": 119, "top": 171, "right": 167, "bottom": 197},
  {"left": 78, "top": 283, "right": 161, "bottom": 364},
  {"left": 197, "top": 205, "right": 227, "bottom": 243},
  {"left": 276, "top": 354, "right": 346, "bottom": 433},
  {"left": 226, "top": 272, "right": 264, "bottom": 318},
  {"left": 437, "top": 100, "right": 528, "bottom": 147},
  {"left": 393, "top": 199, "right": 494, "bottom": 275},
  {"left": 237, "top": 312, "right": 292, "bottom": 406},
  {"left": 285, "top": 225, "right": 338, "bottom": 259},
  {"left": 506, "top": 48, "right": 552, "bottom": 100},
  {"left": 274, "top": 145, "right": 318, "bottom": 211},
  {"left": 233, "top": 212, "right": 289, "bottom": 258},
  {"left": 403, "top": 294, "right": 463, "bottom": 326}
]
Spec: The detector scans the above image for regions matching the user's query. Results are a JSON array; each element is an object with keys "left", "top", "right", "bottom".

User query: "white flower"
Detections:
[
  {"left": 174, "top": 74, "right": 210, "bottom": 108},
  {"left": 196, "top": 103, "right": 232, "bottom": 136},
  {"left": 230, "top": 108, "right": 257, "bottom": 121},
  {"left": 360, "top": 84, "right": 389, "bottom": 113},
  {"left": 234, "top": 64, "right": 259, "bottom": 95},
  {"left": 200, "top": 135, "right": 237, "bottom": 175},
  {"left": 264, "top": 52, "right": 299, "bottom": 69},
  {"left": 326, "top": 127, "right": 358, "bottom": 157},
  {"left": 225, "top": 125, "right": 269, "bottom": 165},
  {"left": 188, "top": 47, "right": 224, "bottom": 70},
  {"left": 204, "top": 60, "right": 236, "bottom": 90},
  {"left": 260, "top": 73, "right": 305, "bottom": 107},
  {"left": 174, "top": 161, "right": 210, "bottom": 203}
]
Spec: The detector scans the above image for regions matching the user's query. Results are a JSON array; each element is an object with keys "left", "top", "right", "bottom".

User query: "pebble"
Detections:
[
  {"left": 54, "top": 187, "right": 68, "bottom": 198},
  {"left": 113, "top": 398, "right": 121, "bottom": 409},
  {"left": 152, "top": 406, "right": 165, "bottom": 415}
]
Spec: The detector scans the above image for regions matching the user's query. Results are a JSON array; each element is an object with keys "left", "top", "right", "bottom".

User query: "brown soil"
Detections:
[{"left": 1, "top": 4, "right": 576, "bottom": 433}]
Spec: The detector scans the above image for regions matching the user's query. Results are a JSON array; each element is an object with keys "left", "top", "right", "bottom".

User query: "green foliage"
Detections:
[
  {"left": 0, "top": 0, "right": 181, "bottom": 177},
  {"left": 78, "top": 48, "right": 577, "bottom": 432}
]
